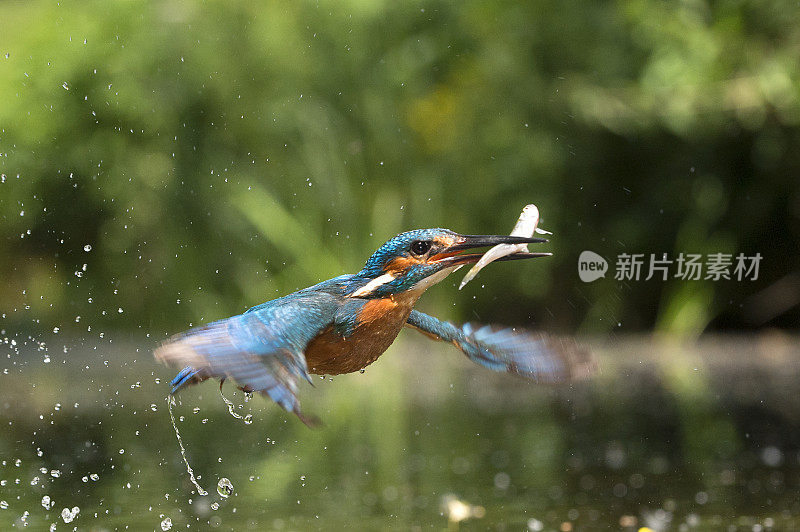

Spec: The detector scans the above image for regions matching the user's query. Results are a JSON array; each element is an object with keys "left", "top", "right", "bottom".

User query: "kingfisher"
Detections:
[{"left": 155, "top": 228, "right": 592, "bottom": 425}]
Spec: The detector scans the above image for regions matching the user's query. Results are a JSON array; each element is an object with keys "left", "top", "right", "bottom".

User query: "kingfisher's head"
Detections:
[{"left": 347, "top": 228, "right": 548, "bottom": 299}]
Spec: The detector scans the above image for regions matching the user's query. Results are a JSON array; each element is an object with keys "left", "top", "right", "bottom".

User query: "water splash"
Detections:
[
  {"left": 218, "top": 381, "right": 252, "bottom": 425},
  {"left": 216, "top": 477, "right": 234, "bottom": 498},
  {"left": 167, "top": 395, "right": 208, "bottom": 496}
]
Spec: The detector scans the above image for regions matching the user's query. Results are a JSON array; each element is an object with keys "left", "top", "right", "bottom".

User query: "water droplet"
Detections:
[
  {"left": 160, "top": 517, "right": 172, "bottom": 530},
  {"left": 60, "top": 506, "right": 79, "bottom": 523},
  {"left": 216, "top": 477, "right": 233, "bottom": 498},
  {"left": 0, "top": 500, "right": 7, "bottom": 510},
  {"left": 83, "top": 244, "right": 92, "bottom": 252},
  {"left": 41, "top": 495, "right": 53, "bottom": 510},
  {"left": 210, "top": 502, "right": 220, "bottom": 510},
  {"left": 62, "top": 81, "right": 69, "bottom": 90},
  {"left": 243, "top": 414, "right": 253, "bottom": 425}
]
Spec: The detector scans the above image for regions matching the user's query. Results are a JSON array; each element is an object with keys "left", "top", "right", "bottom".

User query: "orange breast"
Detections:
[{"left": 304, "top": 295, "right": 416, "bottom": 375}]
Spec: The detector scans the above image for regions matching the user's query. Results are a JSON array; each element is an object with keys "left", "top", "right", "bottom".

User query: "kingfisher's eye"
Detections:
[{"left": 409, "top": 240, "right": 432, "bottom": 256}]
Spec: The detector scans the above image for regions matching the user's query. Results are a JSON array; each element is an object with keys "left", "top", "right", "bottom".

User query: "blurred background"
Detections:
[
  {"left": 1, "top": 0, "right": 798, "bottom": 338},
  {"left": 1, "top": 1, "right": 799, "bottom": 530}
]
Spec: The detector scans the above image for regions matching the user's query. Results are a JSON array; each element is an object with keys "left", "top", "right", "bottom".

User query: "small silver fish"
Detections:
[{"left": 459, "top": 204, "right": 551, "bottom": 289}]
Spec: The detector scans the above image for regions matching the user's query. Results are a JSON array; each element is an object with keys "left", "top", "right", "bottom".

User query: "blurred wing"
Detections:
[
  {"left": 406, "top": 310, "right": 595, "bottom": 383},
  {"left": 155, "top": 299, "right": 334, "bottom": 424}
]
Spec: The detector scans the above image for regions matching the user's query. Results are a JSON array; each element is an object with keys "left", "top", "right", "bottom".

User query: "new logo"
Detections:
[{"left": 578, "top": 251, "right": 608, "bottom": 282}]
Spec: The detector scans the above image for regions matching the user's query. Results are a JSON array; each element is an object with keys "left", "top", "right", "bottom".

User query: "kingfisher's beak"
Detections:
[{"left": 430, "top": 234, "right": 551, "bottom": 267}]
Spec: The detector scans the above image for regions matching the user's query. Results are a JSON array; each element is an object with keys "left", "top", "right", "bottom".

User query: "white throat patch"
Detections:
[{"left": 349, "top": 273, "right": 396, "bottom": 298}]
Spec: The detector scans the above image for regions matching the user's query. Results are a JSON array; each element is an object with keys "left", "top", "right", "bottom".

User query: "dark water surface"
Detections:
[{"left": 1, "top": 334, "right": 799, "bottom": 530}]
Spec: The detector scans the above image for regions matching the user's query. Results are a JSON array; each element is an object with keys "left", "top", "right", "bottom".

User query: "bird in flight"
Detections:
[{"left": 155, "top": 228, "right": 593, "bottom": 425}]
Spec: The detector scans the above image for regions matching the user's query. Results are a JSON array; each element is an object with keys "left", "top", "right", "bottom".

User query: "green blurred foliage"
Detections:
[{"left": 1, "top": 0, "right": 798, "bottom": 337}]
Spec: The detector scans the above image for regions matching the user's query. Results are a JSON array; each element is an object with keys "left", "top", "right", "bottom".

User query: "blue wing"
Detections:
[
  {"left": 405, "top": 310, "right": 594, "bottom": 383},
  {"left": 155, "top": 291, "right": 340, "bottom": 425}
]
